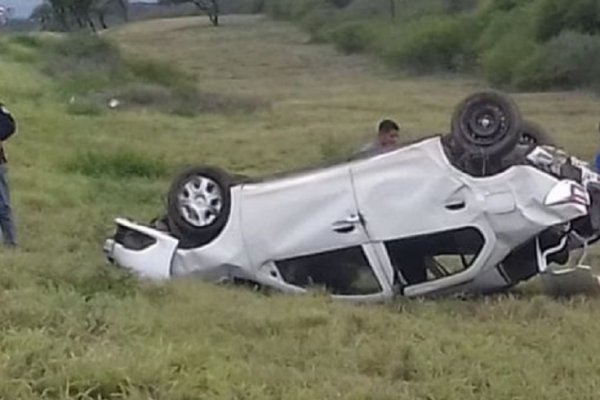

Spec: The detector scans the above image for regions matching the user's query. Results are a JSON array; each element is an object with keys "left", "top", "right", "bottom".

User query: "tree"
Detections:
[
  {"left": 94, "top": 0, "right": 129, "bottom": 29},
  {"left": 159, "top": 0, "right": 220, "bottom": 26},
  {"left": 31, "top": 0, "right": 128, "bottom": 32}
]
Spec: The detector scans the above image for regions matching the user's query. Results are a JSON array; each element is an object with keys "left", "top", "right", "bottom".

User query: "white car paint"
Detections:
[{"left": 104, "top": 136, "right": 590, "bottom": 299}]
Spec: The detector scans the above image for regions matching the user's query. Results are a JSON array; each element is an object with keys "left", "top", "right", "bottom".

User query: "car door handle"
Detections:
[
  {"left": 333, "top": 224, "right": 355, "bottom": 233},
  {"left": 332, "top": 214, "right": 361, "bottom": 233},
  {"left": 445, "top": 201, "right": 465, "bottom": 211}
]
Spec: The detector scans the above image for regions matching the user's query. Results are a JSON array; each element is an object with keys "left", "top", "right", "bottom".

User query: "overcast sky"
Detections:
[
  {"left": 2, "top": 0, "right": 158, "bottom": 18},
  {"left": 2, "top": 0, "right": 41, "bottom": 18}
]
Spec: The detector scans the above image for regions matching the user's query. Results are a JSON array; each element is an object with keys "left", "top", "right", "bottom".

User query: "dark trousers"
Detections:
[{"left": 0, "top": 164, "right": 17, "bottom": 246}]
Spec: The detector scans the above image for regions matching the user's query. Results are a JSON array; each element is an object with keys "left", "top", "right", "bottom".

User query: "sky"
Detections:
[
  {"left": 1, "top": 0, "right": 158, "bottom": 19},
  {"left": 2, "top": 0, "right": 41, "bottom": 18}
]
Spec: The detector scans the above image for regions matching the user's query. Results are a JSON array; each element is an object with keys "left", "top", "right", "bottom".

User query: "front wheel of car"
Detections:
[
  {"left": 167, "top": 165, "right": 232, "bottom": 247},
  {"left": 451, "top": 90, "right": 522, "bottom": 165}
]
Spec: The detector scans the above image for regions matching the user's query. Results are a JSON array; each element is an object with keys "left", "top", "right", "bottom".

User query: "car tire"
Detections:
[
  {"left": 451, "top": 90, "right": 522, "bottom": 162},
  {"left": 167, "top": 165, "right": 232, "bottom": 248}
]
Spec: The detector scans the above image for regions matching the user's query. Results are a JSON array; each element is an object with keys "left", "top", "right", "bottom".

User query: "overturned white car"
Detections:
[{"left": 103, "top": 91, "right": 600, "bottom": 300}]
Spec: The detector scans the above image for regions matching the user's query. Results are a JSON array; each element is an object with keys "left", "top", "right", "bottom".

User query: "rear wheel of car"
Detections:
[
  {"left": 451, "top": 90, "right": 522, "bottom": 173},
  {"left": 167, "top": 166, "right": 232, "bottom": 247}
]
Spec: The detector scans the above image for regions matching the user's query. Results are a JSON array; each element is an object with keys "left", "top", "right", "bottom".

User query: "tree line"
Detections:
[
  {"left": 30, "top": 0, "right": 129, "bottom": 32},
  {"left": 30, "top": 0, "right": 223, "bottom": 32}
]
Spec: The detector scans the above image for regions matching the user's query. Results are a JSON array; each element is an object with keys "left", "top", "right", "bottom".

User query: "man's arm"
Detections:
[{"left": 0, "top": 104, "right": 15, "bottom": 141}]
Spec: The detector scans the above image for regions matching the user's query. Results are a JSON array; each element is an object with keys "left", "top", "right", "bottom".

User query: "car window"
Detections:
[
  {"left": 275, "top": 246, "right": 382, "bottom": 295},
  {"left": 384, "top": 227, "right": 484, "bottom": 286}
]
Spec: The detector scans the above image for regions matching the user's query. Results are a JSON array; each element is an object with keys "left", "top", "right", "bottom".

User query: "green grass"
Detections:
[
  {"left": 64, "top": 150, "right": 169, "bottom": 179},
  {"left": 3, "top": 14, "right": 600, "bottom": 399}
]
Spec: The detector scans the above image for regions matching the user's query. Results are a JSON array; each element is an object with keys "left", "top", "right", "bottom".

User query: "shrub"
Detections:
[
  {"left": 265, "top": 0, "right": 323, "bottom": 20},
  {"left": 59, "top": 73, "right": 119, "bottom": 95},
  {"left": 10, "top": 34, "right": 43, "bottom": 48},
  {"left": 42, "top": 34, "right": 123, "bottom": 81},
  {"left": 486, "top": 0, "right": 537, "bottom": 12},
  {"left": 442, "top": 0, "right": 480, "bottom": 13},
  {"left": 51, "top": 33, "right": 121, "bottom": 64},
  {"left": 33, "top": 33, "right": 261, "bottom": 117},
  {"left": 327, "top": 0, "right": 353, "bottom": 8},
  {"left": 345, "top": 0, "right": 451, "bottom": 20},
  {"left": 514, "top": 31, "right": 600, "bottom": 90},
  {"left": 534, "top": 0, "right": 600, "bottom": 41},
  {"left": 298, "top": 6, "right": 338, "bottom": 42},
  {"left": 479, "top": 34, "right": 538, "bottom": 86},
  {"left": 474, "top": 3, "right": 535, "bottom": 52},
  {"left": 343, "top": 0, "right": 393, "bottom": 18},
  {"left": 381, "top": 15, "right": 478, "bottom": 73},
  {"left": 126, "top": 57, "right": 194, "bottom": 89},
  {"left": 329, "top": 21, "right": 377, "bottom": 54}
]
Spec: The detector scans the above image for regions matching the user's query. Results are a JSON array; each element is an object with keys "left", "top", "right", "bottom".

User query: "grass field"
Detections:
[{"left": 3, "top": 14, "right": 600, "bottom": 399}]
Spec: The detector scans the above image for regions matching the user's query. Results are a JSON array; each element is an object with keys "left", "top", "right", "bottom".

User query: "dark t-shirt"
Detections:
[{"left": 0, "top": 104, "right": 16, "bottom": 164}]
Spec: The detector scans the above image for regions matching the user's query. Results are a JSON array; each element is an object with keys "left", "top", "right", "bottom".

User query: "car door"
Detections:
[
  {"left": 349, "top": 138, "right": 497, "bottom": 295},
  {"left": 240, "top": 164, "right": 394, "bottom": 300}
]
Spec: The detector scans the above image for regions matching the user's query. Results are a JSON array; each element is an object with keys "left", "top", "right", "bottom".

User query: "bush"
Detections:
[
  {"left": 534, "top": 0, "right": 600, "bottom": 41},
  {"left": 479, "top": 34, "right": 538, "bottom": 86},
  {"left": 475, "top": 4, "right": 538, "bottom": 85},
  {"left": 31, "top": 33, "right": 265, "bottom": 117},
  {"left": 327, "top": 0, "right": 353, "bottom": 8},
  {"left": 345, "top": 0, "right": 450, "bottom": 20},
  {"left": 126, "top": 57, "right": 194, "bottom": 89},
  {"left": 9, "top": 34, "right": 43, "bottom": 48},
  {"left": 51, "top": 33, "right": 121, "bottom": 65},
  {"left": 474, "top": 4, "right": 536, "bottom": 52},
  {"left": 2, "top": 44, "right": 39, "bottom": 64},
  {"left": 265, "top": 0, "right": 323, "bottom": 20},
  {"left": 381, "top": 15, "right": 478, "bottom": 73},
  {"left": 343, "top": 0, "right": 393, "bottom": 18},
  {"left": 298, "top": 6, "right": 338, "bottom": 42},
  {"left": 329, "top": 21, "right": 377, "bottom": 54},
  {"left": 267, "top": 0, "right": 600, "bottom": 93},
  {"left": 514, "top": 31, "right": 600, "bottom": 90},
  {"left": 486, "top": 0, "right": 537, "bottom": 12},
  {"left": 42, "top": 34, "right": 123, "bottom": 81},
  {"left": 442, "top": 0, "right": 480, "bottom": 13}
]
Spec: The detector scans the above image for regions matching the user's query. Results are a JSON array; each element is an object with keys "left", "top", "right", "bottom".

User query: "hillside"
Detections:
[
  {"left": 1, "top": 15, "right": 600, "bottom": 399},
  {"left": 265, "top": 0, "right": 600, "bottom": 93}
]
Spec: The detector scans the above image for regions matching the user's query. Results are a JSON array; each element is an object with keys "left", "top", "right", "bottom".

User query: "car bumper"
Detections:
[{"left": 103, "top": 218, "right": 179, "bottom": 280}]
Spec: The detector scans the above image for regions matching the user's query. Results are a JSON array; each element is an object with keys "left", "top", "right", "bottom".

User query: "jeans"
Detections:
[{"left": 0, "top": 164, "right": 17, "bottom": 246}]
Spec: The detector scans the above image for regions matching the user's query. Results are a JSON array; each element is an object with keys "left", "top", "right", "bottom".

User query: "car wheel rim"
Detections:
[
  {"left": 178, "top": 175, "right": 223, "bottom": 228},
  {"left": 462, "top": 103, "right": 509, "bottom": 146}
]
